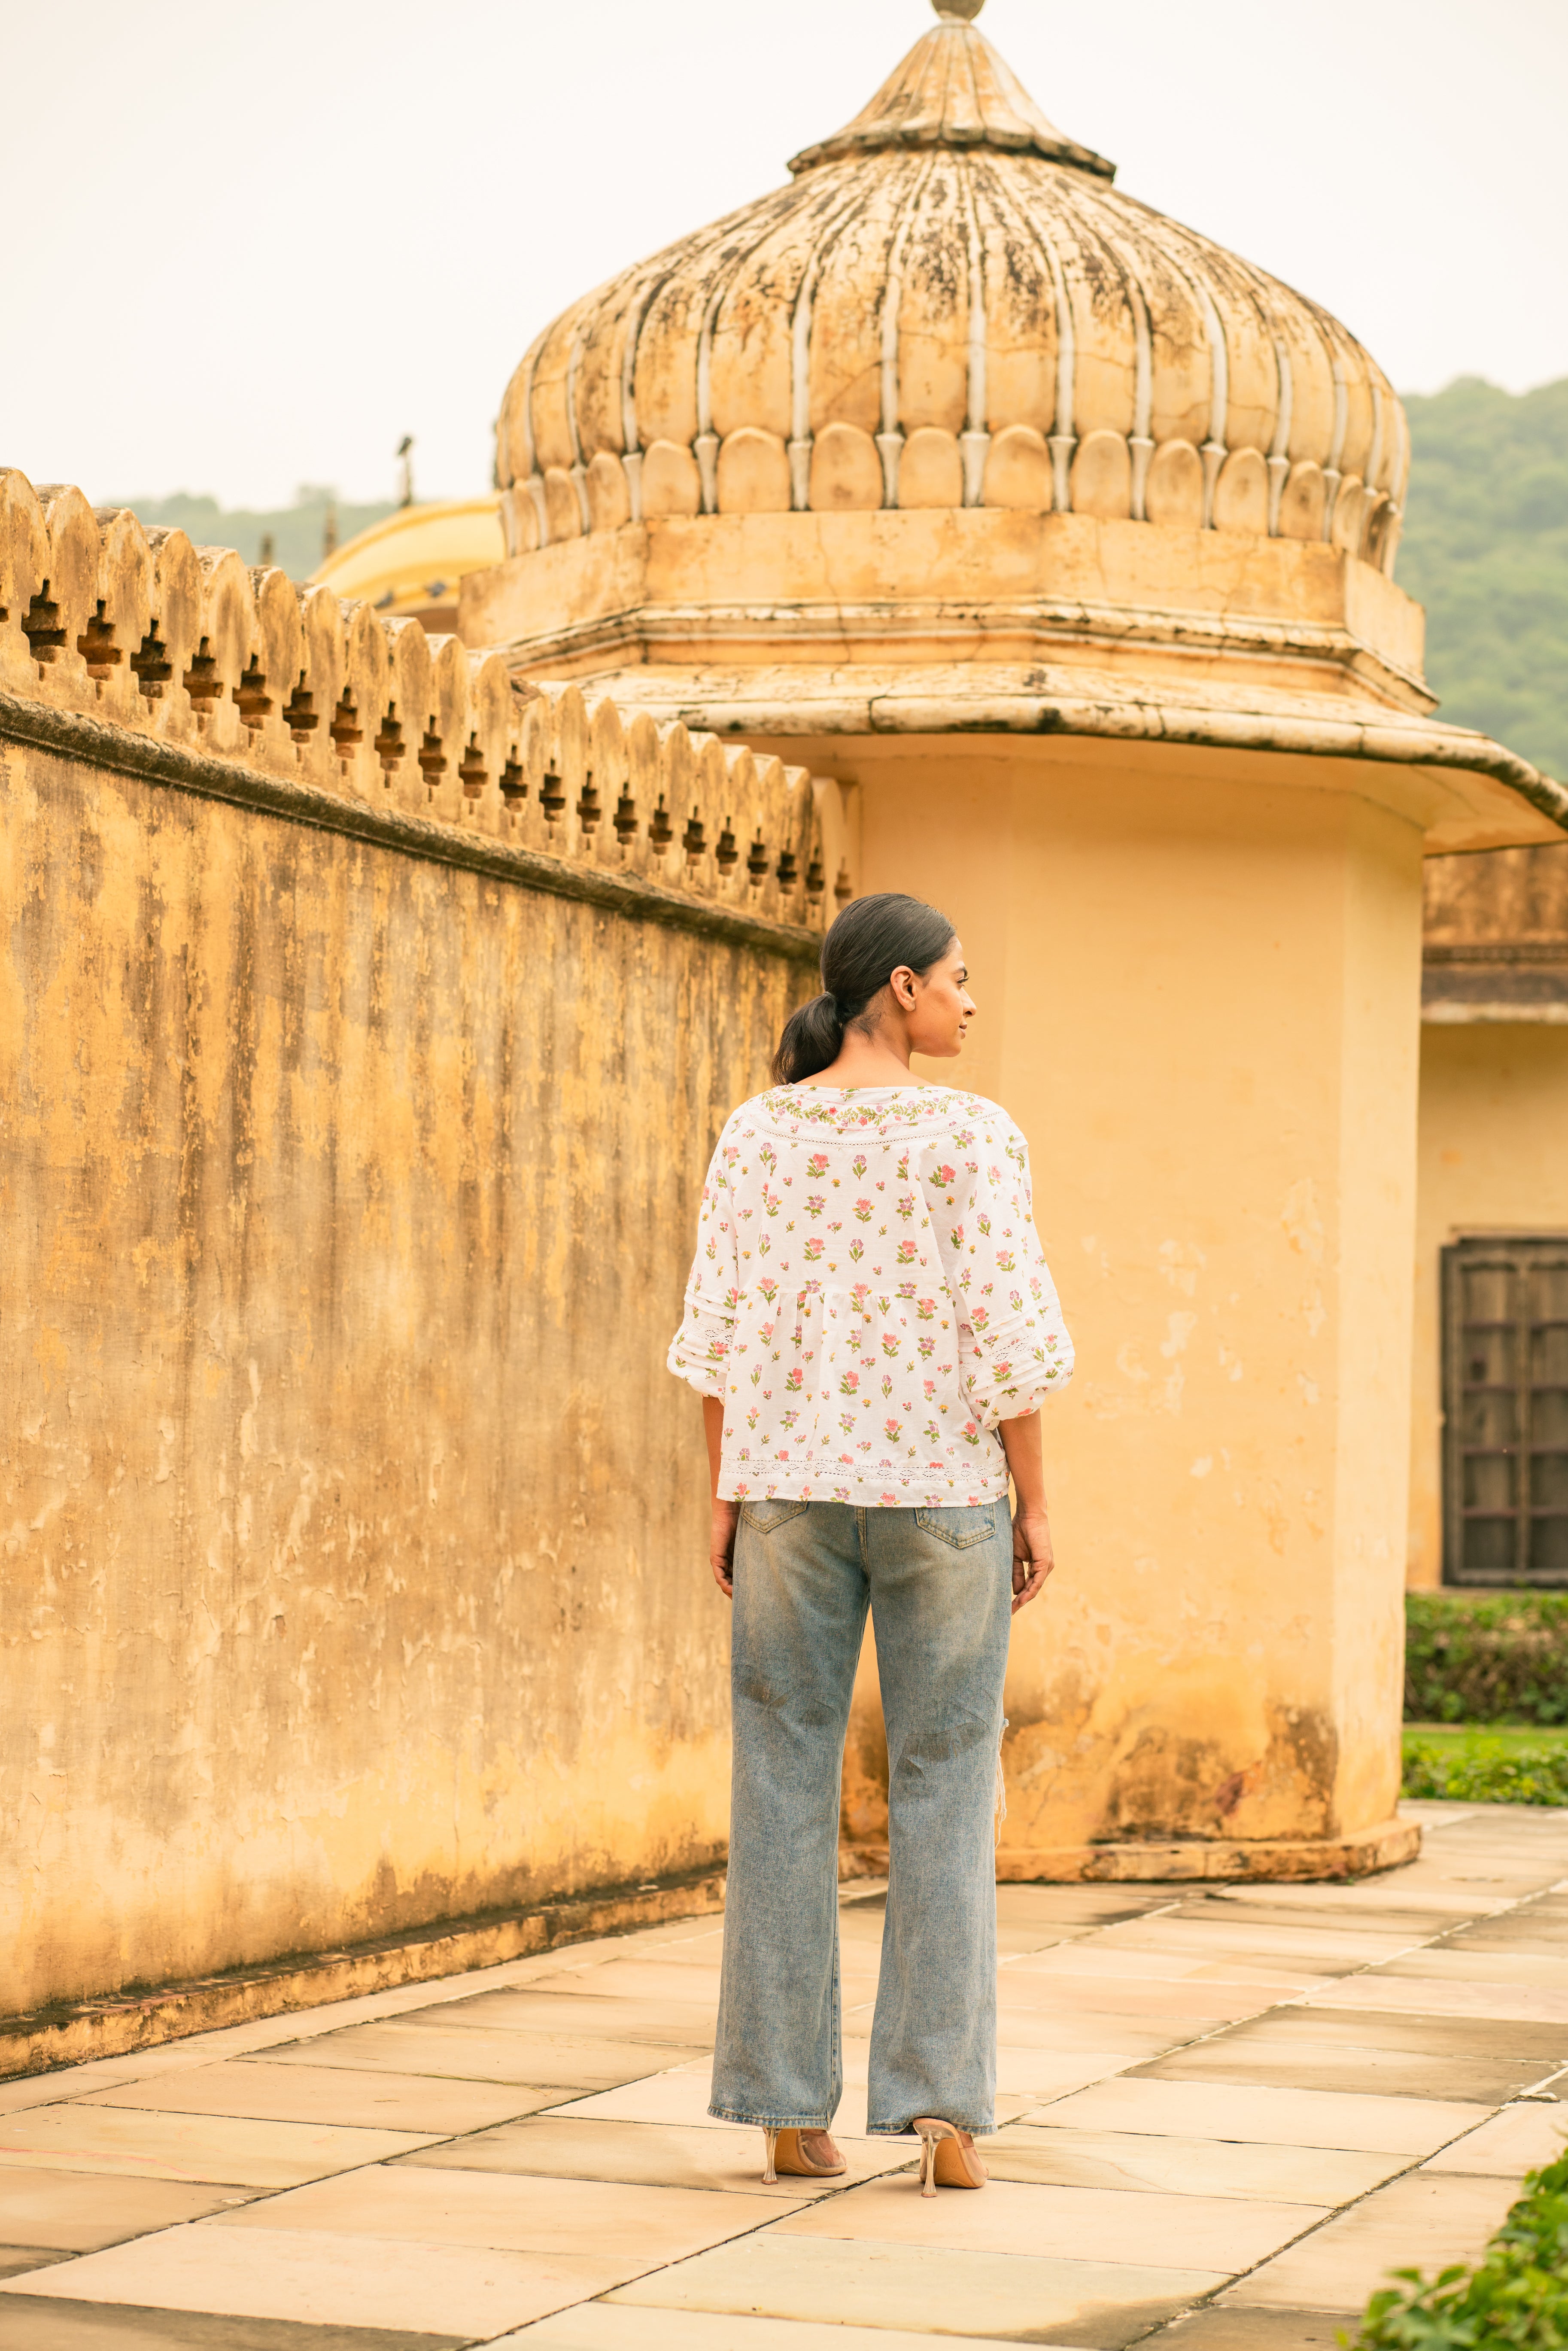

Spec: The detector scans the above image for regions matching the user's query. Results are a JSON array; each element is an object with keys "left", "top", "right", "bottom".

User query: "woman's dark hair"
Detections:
[{"left": 771, "top": 892, "right": 957, "bottom": 1085}]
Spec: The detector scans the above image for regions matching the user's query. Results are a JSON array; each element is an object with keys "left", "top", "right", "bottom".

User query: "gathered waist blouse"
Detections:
[{"left": 668, "top": 1083, "right": 1073, "bottom": 1508}]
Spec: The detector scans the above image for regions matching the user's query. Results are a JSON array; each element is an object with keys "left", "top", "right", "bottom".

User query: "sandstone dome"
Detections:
[{"left": 496, "top": 0, "right": 1407, "bottom": 574}]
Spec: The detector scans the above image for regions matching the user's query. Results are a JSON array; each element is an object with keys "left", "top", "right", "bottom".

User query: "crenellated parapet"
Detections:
[{"left": 0, "top": 469, "right": 849, "bottom": 937}]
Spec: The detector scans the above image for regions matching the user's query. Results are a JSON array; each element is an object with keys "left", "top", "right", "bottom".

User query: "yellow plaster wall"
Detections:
[
  {"left": 0, "top": 734, "right": 799, "bottom": 2016},
  {"left": 805, "top": 737, "right": 1424, "bottom": 1856},
  {"left": 1409, "top": 1023, "right": 1568, "bottom": 1590}
]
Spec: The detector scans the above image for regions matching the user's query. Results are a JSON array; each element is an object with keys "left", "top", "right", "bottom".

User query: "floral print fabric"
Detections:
[{"left": 668, "top": 1084, "right": 1073, "bottom": 1507}]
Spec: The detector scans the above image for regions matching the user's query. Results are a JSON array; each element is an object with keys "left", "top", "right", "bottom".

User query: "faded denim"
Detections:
[{"left": 710, "top": 1497, "right": 1013, "bottom": 2138}]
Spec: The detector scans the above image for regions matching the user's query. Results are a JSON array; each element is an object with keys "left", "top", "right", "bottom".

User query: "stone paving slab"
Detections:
[
  {"left": 1222, "top": 2167, "right": 1524, "bottom": 2313},
  {"left": 605, "top": 2232, "right": 1225, "bottom": 2348},
  {"left": 0, "top": 2302, "right": 465, "bottom": 2349},
  {"left": 1, "top": 1802, "right": 1563, "bottom": 2349}
]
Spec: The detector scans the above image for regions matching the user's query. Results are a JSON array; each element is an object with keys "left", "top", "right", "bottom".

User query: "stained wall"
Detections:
[{"left": 0, "top": 730, "right": 804, "bottom": 2015}]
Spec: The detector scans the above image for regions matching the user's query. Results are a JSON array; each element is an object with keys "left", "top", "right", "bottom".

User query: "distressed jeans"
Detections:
[{"left": 709, "top": 1497, "right": 1013, "bottom": 2138}]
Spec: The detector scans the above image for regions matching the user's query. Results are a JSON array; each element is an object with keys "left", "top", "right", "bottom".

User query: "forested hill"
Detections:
[
  {"left": 1398, "top": 376, "right": 1568, "bottom": 780},
  {"left": 108, "top": 489, "right": 397, "bottom": 584}
]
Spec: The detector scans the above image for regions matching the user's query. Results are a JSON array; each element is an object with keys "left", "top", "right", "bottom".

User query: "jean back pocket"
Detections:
[
  {"left": 740, "top": 1498, "right": 811, "bottom": 1534},
  {"left": 914, "top": 1503, "right": 998, "bottom": 1550}
]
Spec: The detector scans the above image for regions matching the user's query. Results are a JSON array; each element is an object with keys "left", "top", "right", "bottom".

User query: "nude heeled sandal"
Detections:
[
  {"left": 912, "top": 2117, "right": 988, "bottom": 2195},
  {"left": 761, "top": 2127, "right": 847, "bottom": 2183}
]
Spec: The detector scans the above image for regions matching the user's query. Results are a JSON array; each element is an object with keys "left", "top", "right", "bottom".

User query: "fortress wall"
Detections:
[{"left": 0, "top": 473, "right": 826, "bottom": 2016}]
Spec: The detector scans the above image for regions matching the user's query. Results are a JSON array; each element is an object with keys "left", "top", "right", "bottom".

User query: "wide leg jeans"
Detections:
[{"left": 709, "top": 1497, "right": 1013, "bottom": 2138}]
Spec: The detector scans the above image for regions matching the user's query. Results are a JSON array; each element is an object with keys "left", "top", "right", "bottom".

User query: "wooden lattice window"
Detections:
[{"left": 1443, "top": 1236, "right": 1568, "bottom": 1587}]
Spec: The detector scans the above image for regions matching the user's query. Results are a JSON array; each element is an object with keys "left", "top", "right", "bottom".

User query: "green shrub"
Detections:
[
  {"left": 1404, "top": 1731, "right": 1568, "bottom": 1807},
  {"left": 1406, "top": 1593, "right": 1568, "bottom": 1726},
  {"left": 1350, "top": 2153, "right": 1568, "bottom": 2348}
]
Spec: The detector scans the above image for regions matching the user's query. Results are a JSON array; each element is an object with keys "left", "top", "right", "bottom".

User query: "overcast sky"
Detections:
[{"left": 6, "top": 0, "right": 1565, "bottom": 512}]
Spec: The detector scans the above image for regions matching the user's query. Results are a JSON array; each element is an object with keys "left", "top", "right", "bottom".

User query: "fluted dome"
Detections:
[{"left": 496, "top": 1, "right": 1407, "bottom": 574}]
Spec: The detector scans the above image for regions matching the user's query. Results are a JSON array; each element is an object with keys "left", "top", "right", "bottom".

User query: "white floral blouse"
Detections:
[{"left": 668, "top": 1084, "right": 1073, "bottom": 1507}]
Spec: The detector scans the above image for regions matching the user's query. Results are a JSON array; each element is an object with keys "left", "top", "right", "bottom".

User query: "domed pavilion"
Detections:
[{"left": 464, "top": 1, "right": 1565, "bottom": 1879}]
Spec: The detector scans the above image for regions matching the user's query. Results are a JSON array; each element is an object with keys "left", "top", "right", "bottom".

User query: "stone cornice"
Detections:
[
  {"left": 522, "top": 663, "right": 1568, "bottom": 846},
  {"left": 492, "top": 592, "right": 1436, "bottom": 715}
]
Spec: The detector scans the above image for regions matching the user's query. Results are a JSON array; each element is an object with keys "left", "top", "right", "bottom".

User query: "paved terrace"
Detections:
[{"left": 2, "top": 1801, "right": 1565, "bottom": 2351}]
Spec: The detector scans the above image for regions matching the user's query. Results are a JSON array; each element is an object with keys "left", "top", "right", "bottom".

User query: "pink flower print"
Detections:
[
  {"left": 992, "top": 1358, "right": 1012, "bottom": 1381},
  {"left": 961, "top": 1420, "right": 981, "bottom": 1448},
  {"left": 839, "top": 1453, "right": 855, "bottom": 1466},
  {"left": 757, "top": 1276, "right": 778, "bottom": 1302},
  {"left": 733, "top": 1479, "right": 750, "bottom": 1496},
  {"left": 725, "top": 1287, "right": 742, "bottom": 1310},
  {"left": 839, "top": 1370, "right": 860, "bottom": 1396},
  {"left": 951, "top": 1224, "right": 965, "bottom": 1247},
  {"left": 934, "top": 1163, "right": 957, "bottom": 1188},
  {"left": 746, "top": 1408, "right": 760, "bottom": 1429},
  {"left": 916, "top": 1298, "right": 936, "bottom": 1321},
  {"left": 805, "top": 1237, "right": 824, "bottom": 1260},
  {"left": 853, "top": 1199, "right": 873, "bottom": 1223},
  {"left": 881, "top": 1491, "right": 899, "bottom": 1506},
  {"left": 881, "top": 1335, "right": 901, "bottom": 1358},
  {"left": 896, "top": 1240, "right": 917, "bottom": 1264},
  {"left": 923, "top": 1378, "right": 936, "bottom": 1399},
  {"left": 995, "top": 1250, "right": 1015, "bottom": 1272},
  {"left": 884, "top": 1418, "right": 902, "bottom": 1441},
  {"left": 971, "top": 1305, "right": 989, "bottom": 1331},
  {"left": 808, "top": 1153, "right": 830, "bottom": 1177},
  {"left": 785, "top": 1366, "right": 803, "bottom": 1392}
]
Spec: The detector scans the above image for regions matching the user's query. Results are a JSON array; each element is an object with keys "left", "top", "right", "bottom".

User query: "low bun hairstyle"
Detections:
[{"left": 770, "top": 892, "right": 957, "bottom": 1086}]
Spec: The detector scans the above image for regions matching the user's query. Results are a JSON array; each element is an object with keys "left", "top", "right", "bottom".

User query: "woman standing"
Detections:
[{"left": 669, "top": 893, "right": 1073, "bottom": 2195}]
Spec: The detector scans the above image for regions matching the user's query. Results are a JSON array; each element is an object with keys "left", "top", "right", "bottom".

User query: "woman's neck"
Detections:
[{"left": 794, "top": 1036, "right": 923, "bottom": 1089}]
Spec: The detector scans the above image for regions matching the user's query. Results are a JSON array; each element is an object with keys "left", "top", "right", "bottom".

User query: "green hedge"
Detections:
[
  {"left": 1352, "top": 2152, "right": 1568, "bottom": 2348},
  {"left": 1404, "top": 1730, "right": 1568, "bottom": 1807},
  {"left": 1406, "top": 1593, "right": 1568, "bottom": 1725}
]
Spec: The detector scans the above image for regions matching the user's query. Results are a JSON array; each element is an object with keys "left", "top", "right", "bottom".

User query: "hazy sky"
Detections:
[{"left": 6, "top": 0, "right": 1566, "bottom": 511}]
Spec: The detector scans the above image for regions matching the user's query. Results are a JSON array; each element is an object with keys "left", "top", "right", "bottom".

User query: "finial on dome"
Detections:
[{"left": 790, "top": 0, "right": 1113, "bottom": 179}]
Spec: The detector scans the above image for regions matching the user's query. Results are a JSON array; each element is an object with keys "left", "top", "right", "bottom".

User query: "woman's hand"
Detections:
[
  {"left": 710, "top": 1498, "right": 739, "bottom": 1597},
  {"left": 1010, "top": 1505, "right": 1054, "bottom": 1613},
  {"left": 999, "top": 1410, "right": 1055, "bottom": 1614},
  {"left": 702, "top": 1396, "right": 738, "bottom": 1596}
]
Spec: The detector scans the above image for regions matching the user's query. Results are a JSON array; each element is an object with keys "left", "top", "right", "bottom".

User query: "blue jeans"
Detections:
[{"left": 710, "top": 1498, "right": 1013, "bottom": 2138}]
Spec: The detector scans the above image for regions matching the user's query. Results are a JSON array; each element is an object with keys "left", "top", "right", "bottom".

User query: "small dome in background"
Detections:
[
  {"left": 496, "top": 3, "right": 1406, "bottom": 572},
  {"left": 313, "top": 498, "right": 504, "bottom": 633}
]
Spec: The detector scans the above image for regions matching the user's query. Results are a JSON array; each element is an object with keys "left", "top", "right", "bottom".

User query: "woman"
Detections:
[{"left": 668, "top": 893, "right": 1072, "bottom": 2196}]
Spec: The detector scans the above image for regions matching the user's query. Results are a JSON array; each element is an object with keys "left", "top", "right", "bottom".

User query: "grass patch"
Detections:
[
  {"left": 1351, "top": 2150, "right": 1568, "bottom": 2347},
  {"left": 1404, "top": 1724, "right": 1568, "bottom": 1806}
]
